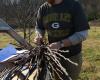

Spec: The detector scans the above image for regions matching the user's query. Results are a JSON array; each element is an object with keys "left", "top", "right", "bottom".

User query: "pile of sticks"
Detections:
[{"left": 0, "top": 45, "right": 78, "bottom": 80}]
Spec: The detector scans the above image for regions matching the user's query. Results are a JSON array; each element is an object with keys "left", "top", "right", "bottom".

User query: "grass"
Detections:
[
  {"left": 78, "top": 27, "right": 100, "bottom": 80},
  {"left": 0, "top": 27, "right": 100, "bottom": 80}
]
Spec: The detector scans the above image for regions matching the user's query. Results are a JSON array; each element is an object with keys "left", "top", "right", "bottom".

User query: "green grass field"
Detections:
[
  {"left": 0, "top": 27, "right": 100, "bottom": 80},
  {"left": 79, "top": 27, "right": 100, "bottom": 80}
]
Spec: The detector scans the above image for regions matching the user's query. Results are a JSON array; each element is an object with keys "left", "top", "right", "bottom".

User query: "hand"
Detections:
[
  {"left": 49, "top": 42, "right": 61, "bottom": 50},
  {"left": 34, "top": 34, "right": 43, "bottom": 45}
]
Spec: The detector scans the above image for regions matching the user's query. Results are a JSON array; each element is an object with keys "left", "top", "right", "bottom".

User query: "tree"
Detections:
[
  {"left": 80, "top": 0, "right": 100, "bottom": 20},
  {"left": 0, "top": 0, "right": 45, "bottom": 43}
]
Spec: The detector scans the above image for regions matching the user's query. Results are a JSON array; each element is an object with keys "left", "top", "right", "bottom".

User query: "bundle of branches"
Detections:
[{"left": 0, "top": 45, "right": 78, "bottom": 80}]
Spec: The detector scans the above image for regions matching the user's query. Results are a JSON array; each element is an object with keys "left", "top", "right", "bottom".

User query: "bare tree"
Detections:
[
  {"left": 80, "top": 0, "right": 100, "bottom": 20},
  {"left": 0, "top": 0, "right": 45, "bottom": 43}
]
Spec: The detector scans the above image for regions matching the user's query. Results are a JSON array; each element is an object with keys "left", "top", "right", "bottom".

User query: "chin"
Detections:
[{"left": 47, "top": 0, "right": 55, "bottom": 5}]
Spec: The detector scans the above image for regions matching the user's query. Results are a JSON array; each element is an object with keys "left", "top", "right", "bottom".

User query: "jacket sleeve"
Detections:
[
  {"left": 68, "top": 30, "right": 88, "bottom": 45},
  {"left": 35, "top": 6, "right": 45, "bottom": 36}
]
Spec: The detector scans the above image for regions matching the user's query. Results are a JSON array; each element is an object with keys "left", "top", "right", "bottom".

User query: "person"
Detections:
[{"left": 34, "top": 0, "right": 90, "bottom": 80}]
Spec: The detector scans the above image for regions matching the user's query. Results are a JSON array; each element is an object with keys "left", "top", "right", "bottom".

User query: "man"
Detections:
[{"left": 34, "top": 0, "right": 90, "bottom": 80}]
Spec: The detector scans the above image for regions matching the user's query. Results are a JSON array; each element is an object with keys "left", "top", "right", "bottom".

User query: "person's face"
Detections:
[{"left": 47, "top": 0, "right": 55, "bottom": 5}]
